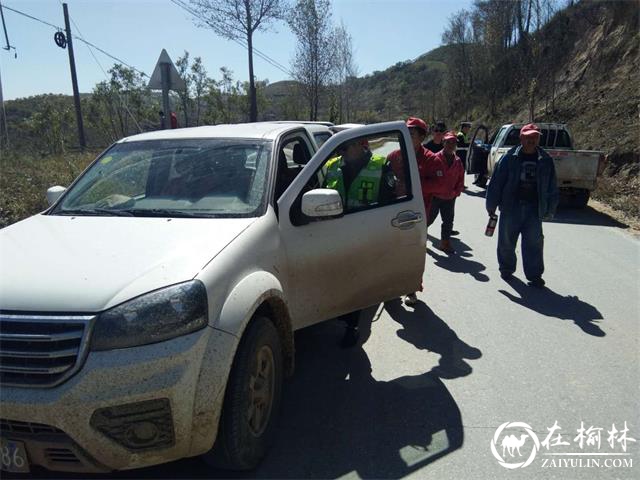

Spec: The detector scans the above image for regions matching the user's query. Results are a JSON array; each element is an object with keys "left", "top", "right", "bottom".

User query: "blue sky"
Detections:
[{"left": 1, "top": 0, "right": 473, "bottom": 101}]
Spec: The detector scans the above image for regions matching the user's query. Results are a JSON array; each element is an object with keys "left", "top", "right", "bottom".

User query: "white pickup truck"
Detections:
[
  {"left": 0, "top": 121, "right": 426, "bottom": 474},
  {"left": 467, "top": 123, "right": 606, "bottom": 207}
]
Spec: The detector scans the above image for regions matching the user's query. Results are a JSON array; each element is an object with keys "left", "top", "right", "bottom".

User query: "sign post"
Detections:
[{"left": 148, "top": 49, "right": 185, "bottom": 129}]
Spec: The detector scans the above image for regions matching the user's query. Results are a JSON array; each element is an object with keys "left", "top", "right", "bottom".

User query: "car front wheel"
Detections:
[{"left": 206, "top": 316, "right": 283, "bottom": 470}]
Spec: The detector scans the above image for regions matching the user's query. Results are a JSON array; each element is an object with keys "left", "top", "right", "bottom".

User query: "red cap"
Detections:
[
  {"left": 443, "top": 131, "right": 457, "bottom": 142},
  {"left": 520, "top": 123, "right": 541, "bottom": 136},
  {"left": 406, "top": 117, "right": 428, "bottom": 133}
]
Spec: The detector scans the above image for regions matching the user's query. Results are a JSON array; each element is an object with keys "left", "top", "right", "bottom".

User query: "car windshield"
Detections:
[{"left": 51, "top": 138, "right": 272, "bottom": 218}]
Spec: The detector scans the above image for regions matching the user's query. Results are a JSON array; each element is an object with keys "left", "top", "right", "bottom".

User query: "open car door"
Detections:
[
  {"left": 467, "top": 125, "right": 491, "bottom": 188},
  {"left": 277, "top": 121, "right": 426, "bottom": 330}
]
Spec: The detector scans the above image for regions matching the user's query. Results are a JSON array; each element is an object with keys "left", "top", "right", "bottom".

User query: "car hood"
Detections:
[{"left": 0, "top": 214, "right": 255, "bottom": 312}]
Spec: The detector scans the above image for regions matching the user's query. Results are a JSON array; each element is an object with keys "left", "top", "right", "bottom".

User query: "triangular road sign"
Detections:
[{"left": 148, "top": 49, "right": 186, "bottom": 91}]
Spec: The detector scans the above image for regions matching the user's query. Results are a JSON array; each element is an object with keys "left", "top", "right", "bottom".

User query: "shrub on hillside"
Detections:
[
  {"left": 0, "top": 151, "right": 96, "bottom": 228},
  {"left": 592, "top": 164, "right": 640, "bottom": 220}
]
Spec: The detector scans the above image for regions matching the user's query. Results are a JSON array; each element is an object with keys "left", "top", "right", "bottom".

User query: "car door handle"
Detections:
[{"left": 391, "top": 210, "right": 423, "bottom": 229}]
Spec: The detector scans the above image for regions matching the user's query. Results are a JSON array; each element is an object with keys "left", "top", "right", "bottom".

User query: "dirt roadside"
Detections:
[{"left": 588, "top": 199, "right": 640, "bottom": 236}]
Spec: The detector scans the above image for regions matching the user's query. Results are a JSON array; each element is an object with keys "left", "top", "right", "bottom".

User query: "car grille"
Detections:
[
  {"left": 0, "top": 313, "right": 94, "bottom": 387},
  {"left": 0, "top": 418, "right": 64, "bottom": 435},
  {"left": 45, "top": 447, "right": 83, "bottom": 466}
]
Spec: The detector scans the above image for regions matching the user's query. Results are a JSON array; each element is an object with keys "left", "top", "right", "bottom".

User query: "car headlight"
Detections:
[{"left": 91, "top": 280, "right": 208, "bottom": 351}]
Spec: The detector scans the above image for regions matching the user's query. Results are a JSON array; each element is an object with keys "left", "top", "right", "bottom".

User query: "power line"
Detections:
[
  {"left": 169, "top": 0, "right": 294, "bottom": 78},
  {"left": 4, "top": 2, "right": 145, "bottom": 134},
  {"left": 68, "top": 34, "right": 147, "bottom": 78},
  {"left": 58, "top": 0, "right": 142, "bottom": 133},
  {"left": 5, "top": 1, "right": 292, "bottom": 79},
  {"left": 2, "top": 3, "right": 147, "bottom": 77},
  {"left": 1, "top": 3, "right": 58, "bottom": 30}
]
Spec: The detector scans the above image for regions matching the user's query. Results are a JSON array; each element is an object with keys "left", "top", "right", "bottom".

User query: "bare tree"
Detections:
[
  {"left": 190, "top": 57, "right": 209, "bottom": 125},
  {"left": 442, "top": 10, "right": 475, "bottom": 116},
  {"left": 218, "top": 66, "right": 243, "bottom": 123},
  {"left": 332, "top": 21, "right": 358, "bottom": 123},
  {"left": 176, "top": 51, "right": 193, "bottom": 127},
  {"left": 289, "top": 0, "right": 335, "bottom": 120},
  {"left": 188, "top": 0, "right": 285, "bottom": 122}
]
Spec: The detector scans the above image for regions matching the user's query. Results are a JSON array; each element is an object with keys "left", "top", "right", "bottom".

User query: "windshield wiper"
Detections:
[
  {"left": 94, "top": 208, "right": 134, "bottom": 216},
  {"left": 118, "top": 208, "right": 208, "bottom": 218},
  {"left": 56, "top": 208, "right": 133, "bottom": 217}
]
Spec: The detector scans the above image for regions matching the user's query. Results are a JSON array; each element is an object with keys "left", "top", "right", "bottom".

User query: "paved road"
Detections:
[{"left": 24, "top": 175, "right": 640, "bottom": 479}]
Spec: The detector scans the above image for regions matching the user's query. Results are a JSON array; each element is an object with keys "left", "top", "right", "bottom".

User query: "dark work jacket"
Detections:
[{"left": 486, "top": 145, "right": 559, "bottom": 220}]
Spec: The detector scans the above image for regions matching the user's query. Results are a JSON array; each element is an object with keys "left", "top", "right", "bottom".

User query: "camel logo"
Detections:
[
  {"left": 502, "top": 434, "right": 528, "bottom": 457},
  {"left": 491, "top": 422, "right": 541, "bottom": 469}
]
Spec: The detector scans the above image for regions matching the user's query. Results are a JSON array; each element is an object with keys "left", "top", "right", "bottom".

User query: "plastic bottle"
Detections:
[{"left": 485, "top": 214, "right": 498, "bottom": 237}]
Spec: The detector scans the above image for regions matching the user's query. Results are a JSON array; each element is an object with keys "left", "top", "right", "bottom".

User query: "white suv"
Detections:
[{"left": 0, "top": 121, "right": 425, "bottom": 474}]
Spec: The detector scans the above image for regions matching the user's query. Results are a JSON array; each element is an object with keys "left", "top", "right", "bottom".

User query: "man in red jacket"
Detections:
[
  {"left": 425, "top": 131, "right": 465, "bottom": 254},
  {"left": 387, "top": 116, "right": 437, "bottom": 306},
  {"left": 388, "top": 117, "right": 444, "bottom": 211}
]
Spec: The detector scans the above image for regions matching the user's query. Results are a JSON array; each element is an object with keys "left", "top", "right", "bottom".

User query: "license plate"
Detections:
[{"left": 0, "top": 438, "right": 30, "bottom": 473}]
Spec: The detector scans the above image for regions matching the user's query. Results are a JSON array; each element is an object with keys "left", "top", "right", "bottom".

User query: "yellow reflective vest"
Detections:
[{"left": 324, "top": 154, "right": 386, "bottom": 209}]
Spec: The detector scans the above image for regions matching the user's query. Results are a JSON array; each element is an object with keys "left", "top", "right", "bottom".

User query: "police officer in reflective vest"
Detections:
[
  {"left": 323, "top": 138, "right": 397, "bottom": 347},
  {"left": 324, "top": 140, "right": 396, "bottom": 210}
]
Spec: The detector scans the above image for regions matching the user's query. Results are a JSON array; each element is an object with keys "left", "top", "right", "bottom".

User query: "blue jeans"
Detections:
[{"left": 497, "top": 203, "right": 544, "bottom": 280}]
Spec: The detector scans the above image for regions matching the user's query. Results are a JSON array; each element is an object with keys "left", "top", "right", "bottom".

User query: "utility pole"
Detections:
[
  {"left": 62, "top": 3, "right": 86, "bottom": 150},
  {"left": 1, "top": 1, "right": 14, "bottom": 150},
  {"left": 0, "top": 63, "right": 8, "bottom": 150}
]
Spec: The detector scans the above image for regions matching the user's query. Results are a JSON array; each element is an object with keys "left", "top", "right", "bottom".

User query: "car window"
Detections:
[
  {"left": 492, "top": 126, "right": 507, "bottom": 146},
  {"left": 52, "top": 138, "right": 272, "bottom": 218},
  {"left": 313, "top": 132, "right": 332, "bottom": 148},
  {"left": 539, "top": 129, "right": 550, "bottom": 147},
  {"left": 503, "top": 128, "right": 521, "bottom": 147},
  {"left": 275, "top": 136, "right": 311, "bottom": 201},
  {"left": 547, "top": 129, "right": 557, "bottom": 147},
  {"left": 290, "top": 130, "right": 412, "bottom": 226},
  {"left": 555, "top": 129, "right": 572, "bottom": 148}
]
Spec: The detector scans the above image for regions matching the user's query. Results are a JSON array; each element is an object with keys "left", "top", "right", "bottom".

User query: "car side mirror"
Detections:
[
  {"left": 46, "top": 186, "right": 67, "bottom": 206},
  {"left": 301, "top": 188, "right": 343, "bottom": 218}
]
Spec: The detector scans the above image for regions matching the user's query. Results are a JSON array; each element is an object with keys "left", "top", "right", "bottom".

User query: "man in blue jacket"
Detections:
[{"left": 486, "top": 123, "right": 559, "bottom": 288}]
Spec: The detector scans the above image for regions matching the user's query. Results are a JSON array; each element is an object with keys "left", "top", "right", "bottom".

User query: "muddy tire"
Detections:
[{"left": 206, "top": 316, "right": 283, "bottom": 470}]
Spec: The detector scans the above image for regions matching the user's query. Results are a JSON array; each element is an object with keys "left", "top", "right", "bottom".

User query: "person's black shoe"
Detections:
[
  {"left": 528, "top": 277, "right": 546, "bottom": 288},
  {"left": 500, "top": 271, "right": 514, "bottom": 280},
  {"left": 450, "top": 230, "right": 460, "bottom": 236},
  {"left": 340, "top": 327, "right": 360, "bottom": 348}
]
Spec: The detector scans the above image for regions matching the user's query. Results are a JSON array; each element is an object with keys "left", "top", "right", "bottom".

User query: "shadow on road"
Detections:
[
  {"left": 462, "top": 188, "right": 486, "bottom": 198},
  {"left": 252, "top": 311, "right": 464, "bottom": 478},
  {"left": 548, "top": 205, "right": 628, "bottom": 228},
  {"left": 426, "top": 236, "right": 490, "bottom": 282},
  {"left": 385, "top": 299, "right": 482, "bottom": 379},
  {"left": 498, "top": 277, "right": 606, "bottom": 337}
]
